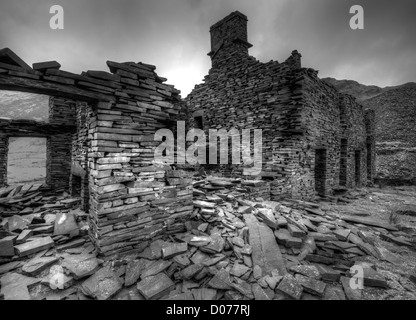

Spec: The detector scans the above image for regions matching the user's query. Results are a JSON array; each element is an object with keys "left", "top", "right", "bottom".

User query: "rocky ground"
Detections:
[{"left": 1, "top": 179, "right": 416, "bottom": 300}]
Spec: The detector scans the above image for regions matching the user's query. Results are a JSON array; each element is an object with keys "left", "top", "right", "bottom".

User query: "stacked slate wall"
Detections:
[
  {"left": 85, "top": 63, "right": 193, "bottom": 258},
  {"left": 185, "top": 11, "right": 374, "bottom": 201},
  {"left": 0, "top": 51, "right": 192, "bottom": 257},
  {"left": 46, "top": 97, "right": 77, "bottom": 192}
]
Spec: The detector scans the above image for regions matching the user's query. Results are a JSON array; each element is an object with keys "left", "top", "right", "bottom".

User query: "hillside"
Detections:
[
  {"left": 322, "top": 78, "right": 416, "bottom": 184},
  {"left": 362, "top": 86, "right": 416, "bottom": 183},
  {"left": 0, "top": 90, "right": 49, "bottom": 121},
  {"left": 323, "top": 77, "right": 416, "bottom": 103}
]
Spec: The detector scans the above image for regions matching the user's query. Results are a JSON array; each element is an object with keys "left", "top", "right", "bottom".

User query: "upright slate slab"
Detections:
[{"left": 244, "top": 213, "right": 286, "bottom": 276}]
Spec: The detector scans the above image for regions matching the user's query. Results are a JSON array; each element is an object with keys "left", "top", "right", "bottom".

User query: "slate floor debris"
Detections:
[{"left": 1, "top": 180, "right": 416, "bottom": 300}]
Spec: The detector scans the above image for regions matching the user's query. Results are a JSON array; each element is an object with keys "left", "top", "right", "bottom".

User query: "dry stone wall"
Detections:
[{"left": 0, "top": 48, "right": 192, "bottom": 257}]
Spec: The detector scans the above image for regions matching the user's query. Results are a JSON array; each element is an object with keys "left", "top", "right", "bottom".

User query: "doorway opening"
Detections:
[
  {"left": 355, "top": 150, "right": 361, "bottom": 186},
  {"left": 315, "top": 149, "right": 327, "bottom": 196},
  {"left": 339, "top": 139, "right": 348, "bottom": 186}
]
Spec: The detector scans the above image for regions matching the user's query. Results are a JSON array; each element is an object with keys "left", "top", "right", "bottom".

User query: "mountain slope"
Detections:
[
  {"left": 0, "top": 90, "right": 49, "bottom": 121},
  {"left": 362, "top": 86, "right": 416, "bottom": 183},
  {"left": 323, "top": 77, "right": 416, "bottom": 103},
  {"left": 322, "top": 78, "right": 416, "bottom": 184}
]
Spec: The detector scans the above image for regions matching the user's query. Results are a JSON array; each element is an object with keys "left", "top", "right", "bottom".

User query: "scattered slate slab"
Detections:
[
  {"left": 263, "top": 269, "right": 283, "bottom": 290},
  {"left": 340, "top": 276, "right": 362, "bottom": 300},
  {"left": 208, "top": 269, "right": 233, "bottom": 290},
  {"left": 162, "top": 242, "right": 188, "bottom": 259},
  {"left": 202, "top": 233, "right": 225, "bottom": 254},
  {"left": 202, "top": 254, "right": 226, "bottom": 267},
  {"left": 42, "top": 266, "right": 74, "bottom": 290},
  {"left": 301, "top": 218, "right": 317, "bottom": 232},
  {"left": 32, "top": 225, "right": 54, "bottom": 235},
  {"left": 290, "top": 265, "right": 321, "bottom": 280},
  {"left": 22, "top": 256, "right": 58, "bottom": 276},
  {"left": 56, "top": 238, "right": 86, "bottom": 251},
  {"left": 191, "top": 288, "right": 217, "bottom": 300},
  {"left": 190, "top": 250, "right": 210, "bottom": 265},
  {"left": 232, "top": 237, "right": 245, "bottom": 247},
  {"left": 81, "top": 266, "right": 123, "bottom": 300},
  {"left": 375, "top": 245, "right": 403, "bottom": 265},
  {"left": 224, "top": 290, "right": 249, "bottom": 300},
  {"left": 14, "top": 236, "right": 54, "bottom": 257},
  {"left": 177, "top": 264, "right": 204, "bottom": 280},
  {"left": 16, "top": 229, "right": 33, "bottom": 244},
  {"left": 182, "top": 280, "right": 200, "bottom": 292},
  {"left": 409, "top": 273, "right": 416, "bottom": 285},
  {"left": 231, "top": 278, "right": 254, "bottom": 299},
  {"left": 277, "top": 274, "right": 303, "bottom": 300},
  {"left": 333, "top": 229, "right": 351, "bottom": 241},
  {"left": 0, "top": 272, "right": 40, "bottom": 300},
  {"left": 125, "top": 259, "right": 148, "bottom": 287},
  {"left": 257, "top": 208, "right": 277, "bottom": 230},
  {"left": 54, "top": 211, "right": 79, "bottom": 236},
  {"left": 6, "top": 215, "right": 34, "bottom": 232},
  {"left": 0, "top": 261, "right": 23, "bottom": 275},
  {"left": 340, "top": 216, "right": 397, "bottom": 231},
  {"left": 137, "top": 272, "right": 175, "bottom": 300},
  {"left": 62, "top": 253, "right": 100, "bottom": 280},
  {"left": 44, "top": 286, "right": 78, "bottom": 301},
  {"left": 295, "top": 274, "right": 326, "bottom": 297},
  {"left": 314, "top": 264, "right": 341, "bottom": 282},
  {"left": 362, "top": 267, "right": 389, "bottom": 288},
  {"left": 308, "top": 232, "right": 337, "bottom": 242},
  {"left": 193, "top": 200, "right": 216, "bottom": 209},
  {"left": 173, "top": 254, "right": 191, "bottom": 267},
  {"left": 276, "top": 216, "right": 288, "bottom": 227},
  {"left": 323, "top": 285, "right": 346, "bottom": 300},
  {"left": 238, "top": 206, "right": 252, "bottom": 214},
  {"left": 141, "top": 260, "right": 172, "bottom": 279},
  {"left": 245, "top": 214, "right": 286, "bottom": 276},
  {"left": 230, "top": 263, "right": 250, "bottom": 277},
  {"left": 164, "top": 292, "right": 194, "bottom": 300},
  {"left": 253, "top": 265, "right": 262, "bottom": 280},
  {"left": 279, "top": 231, "right": 303, "bottom": 249},
  {"left": 288, "top": 224, "right": 306, "bottom": 238},
  {"left": 380, "top": 234, "right": 414, "bottom": 248},
  {"left": 252, "top": 283, "right": 274, "bottom": 300},
  {"left": 0, "top": 236, "right": 16, "bottom": 257}
]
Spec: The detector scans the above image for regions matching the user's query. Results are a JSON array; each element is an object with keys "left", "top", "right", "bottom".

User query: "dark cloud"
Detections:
[{"left": 0, "top": 0, "right": 415, "bottom": 95}]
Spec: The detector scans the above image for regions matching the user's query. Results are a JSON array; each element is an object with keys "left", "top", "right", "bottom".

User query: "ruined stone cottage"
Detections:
[
  {"left": 185, "top": 11, "right": 375, "bottom": 201},
  {"left": 0, "top": 11, "right": 375, "bottom": 257},
  {"left": 0, "top": 49, "right": 191, "bottom": 257}
]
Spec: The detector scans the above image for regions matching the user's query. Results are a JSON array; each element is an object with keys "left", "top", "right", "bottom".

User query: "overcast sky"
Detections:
[{"left": 0, "top": 0, "right": 415, "bottom": 96}]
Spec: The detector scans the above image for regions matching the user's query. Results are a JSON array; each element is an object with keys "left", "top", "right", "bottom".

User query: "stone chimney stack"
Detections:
[{"left": 208, "top": 11, "right": 253, "bottom": 67}]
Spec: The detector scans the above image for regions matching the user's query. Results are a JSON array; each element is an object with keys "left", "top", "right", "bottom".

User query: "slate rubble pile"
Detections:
[
  {"left": 2, "top": 176, "right": 415, "bottom": 300},
  {"left": 0, "top": 184, "right": 89, "bottom": 272}
]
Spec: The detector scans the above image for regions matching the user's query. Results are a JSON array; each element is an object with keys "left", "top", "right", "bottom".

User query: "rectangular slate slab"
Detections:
[
  {"left": 14, "top": 236, "right": 54, "bottom": 257},
  {"left": 81, "top": 266, "right": 123, "bottom": 300},
  {"left": 16, "top": 229, "right": 33, "bottom": 244},
  {"left": 162, "top": 242, "right": 188, "bottom": 259},
  {"left": 340, "top": 276, "right": 362, "bottom": 300},
  {"left": 340, "top": 216, "right": 397, "bottom": 231},
  {"left": 0, "top": 236, "right": 16, "bottom": 257},
  {"left": 137, "top": 273, "right": 174, "bottom": 300},
  {"left": 277, "top": 274, "right": 303, "bottom": 300},
  {"left": 295, "top": 274, "right": 326, "bottom": 297},
  {"left": 244, "top": 214, "right": 286, "bottom": 275}
]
